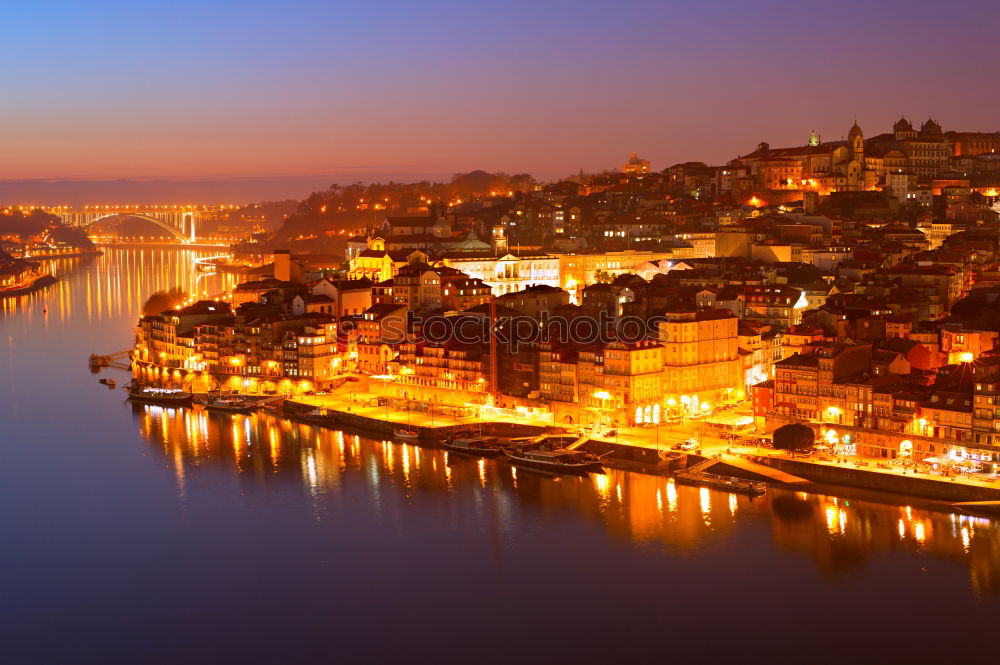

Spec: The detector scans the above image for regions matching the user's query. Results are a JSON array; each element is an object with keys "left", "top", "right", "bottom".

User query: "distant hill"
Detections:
[
  {"left": 0, "top": 173, "right": 452, "bottom": 206},
  {"left": 448, "top": 170, "right": 509, "bottom": 196}
]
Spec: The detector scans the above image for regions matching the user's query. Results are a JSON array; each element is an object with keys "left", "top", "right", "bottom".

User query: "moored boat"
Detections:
[
  {"left": 291, "top": 408, "right": 337, "bottom": 426},
  {"left": 98, "top": 378, "right": 117, "bottom": 388},
  {"left": 394, "top": 428, "right": 420, "bottom": 441},
  {"left": 202, "top": 396, "right": 259, "bottom": 414},
  {"left": 503, "top": 446, "right": 604, "bottom": 474},
  {"left": 443, "top": 436, "right": 503, "bottom": 457},
  {"left": 673, "top": 471, "right": 767, "bottom": 496},
  {"left": 123, "top": 383, "right": 193, "bottom": 406}
]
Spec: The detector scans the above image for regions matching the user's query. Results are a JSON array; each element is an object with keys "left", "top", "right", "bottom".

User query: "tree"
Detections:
[
  {"left": 593, "top": 269, "right": 614, "bottom": 284},
  {"left": 142, "top": 287, "right": 188, "bottom": 315},
  {"left": 508, "top": 173, "right": 536, "bottom": 193},
  {"left": 772, "top": 423, "right": 815, "bottom": 450}
]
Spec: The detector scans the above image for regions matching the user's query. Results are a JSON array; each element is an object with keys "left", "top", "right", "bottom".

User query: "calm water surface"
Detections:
[{"left": 2, "top": 248, "right": 999, "bottom": 664}]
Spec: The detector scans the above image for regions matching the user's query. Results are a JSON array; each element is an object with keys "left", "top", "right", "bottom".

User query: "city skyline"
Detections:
[
  {"left": 6, "top": 2, "right": 1000, "bottom": 660},
  {"left": 3, "top": 0, "right": 1000, "bottom": 181}
]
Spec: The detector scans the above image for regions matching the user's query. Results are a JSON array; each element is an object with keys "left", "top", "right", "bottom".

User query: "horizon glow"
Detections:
[{"left": 2, "top": 0, "right": 999, "bottom": 181}]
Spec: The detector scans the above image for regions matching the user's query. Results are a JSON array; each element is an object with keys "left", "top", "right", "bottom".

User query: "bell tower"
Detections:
[
  {"left": 491, "top": 225, "right": 508, "bottom": 256},
  {"left": 848, "top": 122, "right": 864, "bottom": 165}
]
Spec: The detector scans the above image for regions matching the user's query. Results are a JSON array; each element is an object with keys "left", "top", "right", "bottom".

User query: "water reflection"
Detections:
[
  {"left": 1, "top": 247, "right": 239, "bottom": 321},
  {"left": 135, "top": 403, "right": 1000, "bottom": 596}
]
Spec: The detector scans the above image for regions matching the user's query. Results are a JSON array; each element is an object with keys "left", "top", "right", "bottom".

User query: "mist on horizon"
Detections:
[
  {"left": 2, "top": 0, "right": 999, "bottom": 189},
  {"left": 0, "top": 174, "right": 457, "bottom": 206}
]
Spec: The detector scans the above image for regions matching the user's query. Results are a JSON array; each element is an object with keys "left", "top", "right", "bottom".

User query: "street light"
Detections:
[{"left": 592, "top": 391, "right": 613, "bottom": 433}]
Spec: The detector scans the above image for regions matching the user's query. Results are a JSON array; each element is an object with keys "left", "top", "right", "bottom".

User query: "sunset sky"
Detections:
[{"left": 3, "top": 0, "right": 999, "bottom": 182}]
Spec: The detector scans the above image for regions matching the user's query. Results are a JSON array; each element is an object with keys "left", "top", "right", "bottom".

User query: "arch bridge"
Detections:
[{"left": 52, "top": 206, "right": 202, "bottom": 243}]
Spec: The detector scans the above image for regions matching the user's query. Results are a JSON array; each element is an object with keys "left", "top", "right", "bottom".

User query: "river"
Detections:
[{"left": 1, "top": 247, "right": 998, "bottom": 664}]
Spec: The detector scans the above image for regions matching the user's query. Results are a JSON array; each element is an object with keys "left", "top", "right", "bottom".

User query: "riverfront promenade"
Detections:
[{"left": 286, "top": 377, "right": 1000, "bottom": 502}]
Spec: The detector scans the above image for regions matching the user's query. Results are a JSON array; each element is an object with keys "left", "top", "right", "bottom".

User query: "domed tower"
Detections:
[
  {"left": 848, "top": 122, "right": 864, "bottom": 164},
  {"left": 921, "top": 117, "right": 942, "bottom": 136},
  {"left": 894, "top": 116, "right": 915, "bottom": 140}
]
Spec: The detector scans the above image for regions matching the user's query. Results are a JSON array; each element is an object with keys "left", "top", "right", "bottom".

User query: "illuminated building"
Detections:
[
  {"left": 702, "top": 284, "right": 810, "bottom": 330},
  {"left": 357, "top": 304, "right": 406, "bottom": 374},
  {"left": 657, "top": 309, "right": 741, "bottom": 411},
  {"left": 391, "top": 339, "right": 488, "bottom": 398},
  {"left": 577, "top": 340, "right": 664, "bottom": 427},
  {"left": 941, "top": 328, "right": 997, "bottom": 365},
  {"left": 770, "top": 343, "right": 873, "bottom": 425},
  {"left": 496, "top": 284, "right": 570, "bottom": 319},
  {"left": 972, "top": 356, "right": 1000, "bottom": 447},
  {"left": 622, "top": 152, "right": 651, "bottom": 175},
  {"left": 442, "top": 253, "right": 560, "bottom": 297},
  {"left": 557, "top": 250, "right": 675, "bottom": 303}
]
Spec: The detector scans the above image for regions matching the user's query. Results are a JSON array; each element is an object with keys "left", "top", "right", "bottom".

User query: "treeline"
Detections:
[
  {"left": 0, "top": 210, "right": 94, "bottom": 248},
  {"left": 0, "top": 209, "right": 60, "bottom": 237},
  {"left": 268, "top": 171, "right": 536, "bottom": 249},
  {"left": 142, "top": 287, "right": 188, "bottom": 316}
]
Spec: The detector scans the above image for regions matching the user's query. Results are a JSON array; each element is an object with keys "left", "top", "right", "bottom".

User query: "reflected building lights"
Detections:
[
  {"left": 594, "top": 473, "right": 610, "bottom": 502},
  {"left": 665, "top": 480, "right": 678, "bottom": 513},
  {"left": 109, "top": 323, "right": 1000, "bottom": 597}
]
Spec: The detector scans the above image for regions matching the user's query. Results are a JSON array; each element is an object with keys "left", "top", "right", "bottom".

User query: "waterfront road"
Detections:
[{"left": 295, "top": 380, "right": 1000, "bottom": 494}]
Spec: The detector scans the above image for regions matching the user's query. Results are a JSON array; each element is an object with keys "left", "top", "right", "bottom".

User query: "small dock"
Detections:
[{"left": 89, "top": 350, "right": 131, "bottom": 371}]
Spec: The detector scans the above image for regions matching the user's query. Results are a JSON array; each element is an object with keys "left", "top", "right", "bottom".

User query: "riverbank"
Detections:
[
  {"left": 282, "top": 388, "right": 1000, "bottom": 502},
  {"left": 95, "top": 241, "right": 231, "bottom": 250},
  {"left": 127, "top": 367, "right": 1000, "bottom": 504},
  {"left": 748, "top": 452, "right": 1000, "bottom": 502},
  {"left": 0, "top": 273, "right": 58, "bottom": 298},
  {"left": 23, "top": 249, "right": 102, "bottom": 260}
]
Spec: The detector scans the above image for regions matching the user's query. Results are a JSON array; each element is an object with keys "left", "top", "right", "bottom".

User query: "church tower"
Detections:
[
  {"left": 848, "top": 122, "right": 864, "bottom": 164},
  {"left": 846, "top": 122, "right": 866, "bottom": 191},
  {"left": 491, "top": 225, "right": 508, "bottom": 256}
]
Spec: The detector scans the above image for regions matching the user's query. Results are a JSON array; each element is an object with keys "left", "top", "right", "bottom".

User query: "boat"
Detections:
[
  {"left": 503, "top": 446, "right": 605, "bottom": 474},
  {"left": 98, "top": 378, "right": 117, "bottom": 388},
  {"left": 673, "top": 470, "right": 767, "bottom": 496},
  {"left": 291, "top": 408, "right": 337, "bottom": 426},
  {"left": 123, "top": 383, "right": 193, "bottom": 406},
  {"left": 394, "top": 428, "right": 420, "bottom": 441},
  {"left": 443, "top": 436, "right": 504, "bottom": 457},
  {"left": 202, "top": 396, "right": 259, "bottom": 414}
]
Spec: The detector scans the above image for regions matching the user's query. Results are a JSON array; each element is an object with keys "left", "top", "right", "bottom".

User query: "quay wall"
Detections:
[
  {"left": 284, "top": 401, "right": 552, "bottom": 441},
  {"left": 282, "top": 402, "right": 1000, "bottom": 499},
  {"left": 753, "top": 455, "right": 1000, "bottom": 502}
]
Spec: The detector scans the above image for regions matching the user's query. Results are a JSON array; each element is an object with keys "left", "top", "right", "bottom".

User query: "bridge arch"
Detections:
[{"left": 87, "top": 213, "right": 194, "bottom": 243}]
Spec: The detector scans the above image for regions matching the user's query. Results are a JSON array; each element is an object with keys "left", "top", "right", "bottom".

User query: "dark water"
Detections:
[{"left": 2, "top": 248, "right": 999, "bottom": 664}]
